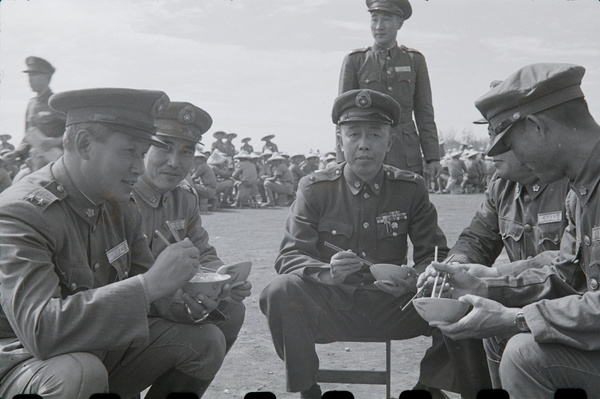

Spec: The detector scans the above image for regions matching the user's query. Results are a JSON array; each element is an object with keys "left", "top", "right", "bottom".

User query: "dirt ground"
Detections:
[{"left": 196, "top": 193, "right": 498, "bottom": 399}]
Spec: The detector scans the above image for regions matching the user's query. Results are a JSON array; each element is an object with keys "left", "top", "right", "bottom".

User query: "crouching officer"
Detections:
[
  {"left": 133, "top": 102, "right": 251, "bottom": 358},
  {"left": 0, "top": 89, "right": 226, "bottom": 399}
]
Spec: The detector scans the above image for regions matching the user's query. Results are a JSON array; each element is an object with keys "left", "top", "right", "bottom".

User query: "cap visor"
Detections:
[{"left": 486, "top": 125, "right": 512, "bottom": 156}]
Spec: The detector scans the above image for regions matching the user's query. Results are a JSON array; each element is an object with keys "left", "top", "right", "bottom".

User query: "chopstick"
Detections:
[
  {"left": 166, "top": 222, "right": 182, "bottom": 242},
  {"left": 401, "top": 253, "right": 455, "bottom": 311},
  {"left": 155, "top": 229, "right": 207, "bottom": 274},
  {"left": 155, "top": 230, "right": 171, "bottom": 246},
  {"left": 323, "top": 241, "right": 375, "bottom": 267}
]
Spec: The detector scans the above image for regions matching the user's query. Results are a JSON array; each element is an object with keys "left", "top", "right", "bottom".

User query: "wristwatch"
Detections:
[
  {"left": 185, "top": 303, "right": 210, "bottom": 323},
  {"left": 515, "top": 310, "right": 530, "bottom": 332}
]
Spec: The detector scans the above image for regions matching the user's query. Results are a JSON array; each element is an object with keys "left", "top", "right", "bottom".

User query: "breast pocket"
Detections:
[
  {"left": 499, "top": 218, "right": 524, "bottom": 242},
  {"left": 536, "top": 222, "right": 562, "bottom": 249},
  {"left": 358, "top": 69, "right": 382, "bottom": 86},
  {"left": 376, "top": 219, "right": 409, "bottom": 262},
  {"left": 318, "top": 218, "right": 353, "bottom": 246},
  {"left": 395, "top": 70, "right": 415, "bottom": 99},
  {"left": 54, "top": 257, "right": 94, "bottom": 296}
]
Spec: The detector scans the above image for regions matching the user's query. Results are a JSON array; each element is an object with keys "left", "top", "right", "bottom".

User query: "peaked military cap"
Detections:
[
  {"left": 23, "top": 56, "right": 55, "bottom": 75},
  {"left": 476, "top": 63, "right": 586, "bottom": 156},
  {"left": 332, "top": 89, "right": 401, "bottom": 126},
  {"left": 367, "top": 0, "right": 412, "bottom": 19},
  {"left": 155, "top": 101, "right": 212, "bottom": 144},
  {"left": 49, "top": 88, "right": 170, "bottom": 148}
]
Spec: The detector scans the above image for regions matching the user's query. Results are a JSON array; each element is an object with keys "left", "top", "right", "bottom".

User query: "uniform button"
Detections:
[
  {"left": 524, "top": 224, "right": 533, "bottom": 233},
  {"left": 584, "top": 235, "right": 591, "bottom": 246},
  {"left": 335, "top": 169, "right": 341, "bottom": 175},
  {"left": 387, "top": 69, "right": 393, "bottom": 76},
  {"left": 363, "top": 222, "right": 369, "bottom": 229},
  {"left": 374, "top": 183, "right": 380, "bottom": 190},
  {"left": 523, "top": 194, "right": 531, "bottom": 203},
  {"left": 365, "top": 79, "right": 370, "bottom": 83},
  {"left": 123, "top": 271, "right": 129, "bottom": 278},
  {"left": 56, "top": 184, "right": 64, "bottom": 193},
  {"left": 364, "top": 192, "right": 370, "bottom": 199},
  {"left": 388, "top": 86, "right": 393, "bottom": 92},
  {"left": 574, "top": 258, "right": 580, "bottom": 264},
  {"left": 361, "top": 251, "right": 367, "bottom": 257},
  {"left": 70, "top": 283, "right": 77, "bottom": 291},
  {"left": 332, "top": 230, "right": 337, "bottom": 235},
  {"left": 386, "top": 56, "right": 392, "bottom": 61},
  {"left": 590, "top": 278, "right": 599, "bottom": 290},
  {"left": 392, "top": 232, "right": 398, "bottom": 237},
  {"left": 93, "top": 262, "right": 100, "bottom": 272}
]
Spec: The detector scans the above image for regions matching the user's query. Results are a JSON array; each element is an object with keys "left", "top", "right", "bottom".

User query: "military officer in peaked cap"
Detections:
[
  {"left": 0, "top": 88, "right": 229, "bottom": 399},
  {"left": 7, "top": 56, "right": 66, "bottom": 174},
  {"left": 260, "top": 89, "right": 472, "bottom": 399},
  {"left": 133, "top": 102, "right": 251, "bottom": 395},
  {"left": 418, "top": 63, "right": 600, "bottom": 398},
  {"left": 337, "top": 0, "right": 441, "bottom": 178}
]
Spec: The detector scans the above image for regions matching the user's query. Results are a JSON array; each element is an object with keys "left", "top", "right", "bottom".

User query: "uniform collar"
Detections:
[
  {"left": 134, "top": 177, "right": 170, "bottom": 209},
  {"left": 51, "top": 159, "right": 103, "bottom": 226},
  {"left": 571, "top": 139, "right": 600, "bottom": 207},
  {"left": 372, "top": 42, "right": 398, "bottom": 56},
  {"left": 34, "top": 88, "right": 52, "bottom": 102},
  {"left": 343, "top": 163, "right": 384, "bottom": 195},
  {"left": 516, "top": 180, "right": 546, "bottom": 201}
]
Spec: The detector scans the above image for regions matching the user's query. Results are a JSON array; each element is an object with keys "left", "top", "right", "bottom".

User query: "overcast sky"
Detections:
[{"left": 1, "top": 0, "right": 599, "bottom": 154}]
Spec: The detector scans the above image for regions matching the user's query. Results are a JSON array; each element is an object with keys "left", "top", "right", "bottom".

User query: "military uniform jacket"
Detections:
[
  {"left": 0, "top": 160, "right": 154, "bottom": 378},
  {"left": 487, "top": 140, "right": 600, "bottom": 350},
  {"left": 339, "top": 43, "right": 439, "bottom": 168},
  {"left": 276, "top": 163, "right": 448, "bottom": 305},
  {"left": 133, "top": 178, "right": 223, "bottom": 271},
  {"left": 449, "top": 175, "right": 570, "bottom": 270},
  {"left": 232, "top": 160, "right": 258, "bottom": 183},
  {"left": 273, "top": 163, "right": 294, "bottom": 184},
  {"left": 15, "top": 89, "right": 67, "bottom": 156}
]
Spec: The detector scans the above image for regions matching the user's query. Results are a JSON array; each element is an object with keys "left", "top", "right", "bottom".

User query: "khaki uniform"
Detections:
[
  {"left": 0, "top": 161, "right": 225, "bottom": 398},
  {"left": 338, "top": 44, "right": 439, "bottom": 173},
  {"left": 260, "top": 163, "right": 479, "bottom": 393}
]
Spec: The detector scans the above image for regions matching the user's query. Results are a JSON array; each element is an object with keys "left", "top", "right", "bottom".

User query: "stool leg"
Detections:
[{"left": 386, "top": 340, "right": 391, "bottom": 399}]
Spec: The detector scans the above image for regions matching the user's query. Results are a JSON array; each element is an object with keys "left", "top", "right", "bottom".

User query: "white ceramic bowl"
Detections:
[
  {"left": 217, "top": 261, "right": 252, "bottom": 287},
  {"left": 413, "top": 297, "right": 471, "bottom": 327},
  {"left": 183, "top": 272, "right": 231, "bottom": 299},
  {"left": 370, "top": 263, "right": 411, "bottom": 283}
]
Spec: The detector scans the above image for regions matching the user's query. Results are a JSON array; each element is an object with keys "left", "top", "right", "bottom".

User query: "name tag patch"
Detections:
[
  {"left": 106, "top": 240, "right": 129, "bottom": 264},
  {"left": 538, "top": 211, "right": 562, "bottom": 224},
  {"left": 166, "top": 219, "right": 186, "bottom": 231},
  {"left": 395, "top": 66, "right": 411, "bottom": 72},
  {"left": 593, "top": 227, "right": 600, "bottom": 243}
]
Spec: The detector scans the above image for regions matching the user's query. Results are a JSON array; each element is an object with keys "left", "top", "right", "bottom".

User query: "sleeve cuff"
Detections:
[{"left": 136, "top": 274, "right": 151, "bottom": 313}]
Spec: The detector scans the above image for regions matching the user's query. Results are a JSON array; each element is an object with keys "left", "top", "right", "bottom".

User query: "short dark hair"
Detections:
[{"left": 63, "top": 123, "right": 111, "bottom": 152}]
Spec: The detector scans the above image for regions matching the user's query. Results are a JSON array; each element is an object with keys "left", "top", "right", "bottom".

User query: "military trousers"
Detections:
[
  {"left": 497, "top": 333, "right": 600, "bottom": 399},
  {"left": 0, "top": 317, "right": 227, "bottom": 399},
  {"left": 259, "top": 273, "right": 490, "bottom": 396}
]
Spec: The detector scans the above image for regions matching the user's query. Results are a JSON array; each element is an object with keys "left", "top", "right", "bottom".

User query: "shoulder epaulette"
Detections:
[
  {"left": 400, "top": 45, "right": 422, "bottom": 54},
  {"left": 303, "top": 166, "right": 343, "bottom": 186},
  {"left": 22, "top": 181, "right": 66, "bottom": 211},
  {"left": 177, "top": 181, "right": 197, "bottom": 195},
  {"left": 349, "top": 46, "right": 370, "bottom": 55},
  {"left": 383, "top": 165, "right": 422, "bottom": 183}
]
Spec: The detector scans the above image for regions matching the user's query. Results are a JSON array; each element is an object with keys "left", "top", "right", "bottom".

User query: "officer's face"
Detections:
[
  {"left": 144, "top": 136, "right": 195, "bottom": 193},
  {"left": 492, "top": 150, "right": 536, "bottom": 185},
  {"left": 502, "top": 121, "right": 567, "bottom": 183},
  {"left": 370, "top": 11, "right": 403, "bottom": 48},
  {"left": 27, "top": 73, "right": 51, "bottom": 93},
  {"left": 83, "top": 130, "right": 149, "bottom": 202},
  {"left": 340, "top": 121, "right": 393, "bottom": 181}
]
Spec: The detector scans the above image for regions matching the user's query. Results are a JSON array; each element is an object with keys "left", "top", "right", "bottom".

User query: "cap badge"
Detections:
[
  {"left": 152, "top": 94, "right": 170, "bottom": 116},
  {"left": 178, "top": 105, "right": 195, "bottom": 124},
  {"left": 355, "top": 90, "right": 372, "bottom": 109}
]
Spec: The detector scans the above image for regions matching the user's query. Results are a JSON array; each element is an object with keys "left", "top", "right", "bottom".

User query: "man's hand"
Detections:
[
  {"left": 373, "top": 266, "right": 416, "bottom": 297},
  {"left": 329, "top": 250, "right": 364, "bottom": 284},
  {"left": 417, "top": 261, "right": 488, "bottom": 299},
  {"left": 144, "top": 238, "right": 200, "bottom": 302},
  {"left": 437, "top": 295, "right": 521, "bottom": 340},
  {"left": 225, "top": 281, "right": 252, "bottom": 303},
  {"left": 182, "top": 291, "right": 219, "bottom": 320},
  {"left": 429, "top": 160, "right": 442, "bottom": 178}
]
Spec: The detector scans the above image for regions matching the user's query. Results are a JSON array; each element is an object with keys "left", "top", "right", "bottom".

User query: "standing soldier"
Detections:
[
  {"left": 7, "top": 57, "right": 66, "bottom": 174},
  {"left": 0, "top": 134, "right": 15, "bottom": 151},
  {"left": 224, "top": 133, "right": 237, "bottom": 158},
  {"left": 338, "top": 0, "right": 440, "bottom": 177},
  {"left": 261, "top": 134, "right": 279, "bottom": 153},
  {"left": 240, "top": 137, "right": 254, "bottom": 153},
  {"left": 211, "top": 131, "right": 228, "bottom": 154}
]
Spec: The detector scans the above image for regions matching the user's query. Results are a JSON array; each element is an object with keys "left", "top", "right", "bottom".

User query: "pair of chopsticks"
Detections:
[
  {"left": 400, "top": 248, "right": 454, "bottom": 311},
  {"left": 155, "top": 227, "right": 212, "bottom": 273},
  {"left": 323, "top": 241, "right": 374, "bottom": 267}
]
